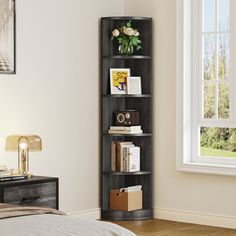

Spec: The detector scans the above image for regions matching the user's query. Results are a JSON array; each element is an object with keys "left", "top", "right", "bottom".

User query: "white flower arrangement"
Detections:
[{"left": 112, "top": 21, "right": 142, "bottom": 55}]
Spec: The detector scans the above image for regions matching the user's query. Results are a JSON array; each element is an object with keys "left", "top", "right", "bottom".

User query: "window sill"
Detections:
[{"left": 177, "top": 161, "right": 236, "bottom": 176}]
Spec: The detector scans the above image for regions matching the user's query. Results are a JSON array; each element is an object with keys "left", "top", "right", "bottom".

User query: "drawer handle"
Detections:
[{"left": 21, "top": 196, "right": 40, "bottom": 202}]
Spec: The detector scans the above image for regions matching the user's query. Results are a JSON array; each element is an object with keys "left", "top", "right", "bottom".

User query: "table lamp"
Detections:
[{"left": 5, "top": 135, "right": 42, "bottom": 175}]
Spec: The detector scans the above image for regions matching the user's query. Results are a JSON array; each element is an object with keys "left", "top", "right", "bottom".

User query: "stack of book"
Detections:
[
  {"left": 111, "top": 141, "right": 140, "bottom": 172},
  {"left": 0, "top": 165, "right": 27, "bottom": 182},
  {"left": 108, "top": 126, "right": 143, "bottom": 134}
]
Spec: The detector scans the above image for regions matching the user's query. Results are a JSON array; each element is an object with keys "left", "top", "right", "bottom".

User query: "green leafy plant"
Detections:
[{"left": 111, "top": 21, "right": 142, "bottom": 55}]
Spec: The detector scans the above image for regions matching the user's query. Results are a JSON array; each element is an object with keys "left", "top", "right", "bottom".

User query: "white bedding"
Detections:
[{"left": 0, "top": 214, "right": 136, "bottom": 236}]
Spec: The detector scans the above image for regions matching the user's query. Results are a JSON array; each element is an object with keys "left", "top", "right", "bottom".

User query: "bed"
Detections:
[{"left": 0, "top": 204, "right": 136, "bottom": 236}]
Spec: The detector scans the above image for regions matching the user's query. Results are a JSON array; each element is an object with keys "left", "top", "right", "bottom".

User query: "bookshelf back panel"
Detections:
[
  {"left": 102, "top": 18, "right": 152, "bottom": 57},
  {"left": 102, "top": 59, "right": 151, "bottom": 95},
  {"left": 102, "top": 98, "right": 126, "bottom": 133},
  {"left": 102, "top": 136, "right": 113, "bottom": 172},
  {"left": 102, "top": 175, "right": 152, "bottom": 210},
  {"left": 125, "top": 98, "right": 152, "bottom": 132},
  {"left": 102, "top": 136, "right": 152, "bottom": 172},
  {"left": 101, "top": 19, "right": 112, "bottom": 57},
  {"left": 102, "top": 97, "right": 152, "bottom": 133}
]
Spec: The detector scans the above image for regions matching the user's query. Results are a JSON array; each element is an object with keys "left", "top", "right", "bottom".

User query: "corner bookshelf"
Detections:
[{"left": 101, "top": 16, "right": 153, "bottom": 220}]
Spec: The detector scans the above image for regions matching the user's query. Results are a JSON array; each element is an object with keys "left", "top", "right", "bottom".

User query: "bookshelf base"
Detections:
[{"left": 101, "top": 209, "right": 153, "bottom": 221}]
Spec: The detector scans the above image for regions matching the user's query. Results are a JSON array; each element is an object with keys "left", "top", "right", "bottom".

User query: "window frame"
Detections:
[{"left": 176, "top": 0, "right": 236, "bottom": 175}]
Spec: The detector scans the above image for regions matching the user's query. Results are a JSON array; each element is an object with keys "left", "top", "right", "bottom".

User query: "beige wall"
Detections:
[
  {"left": 0, "top": 0, "right": 123, "bottom": 213},
  {"left": 124, "top": 0, "right": 236, "bottom": 220}
]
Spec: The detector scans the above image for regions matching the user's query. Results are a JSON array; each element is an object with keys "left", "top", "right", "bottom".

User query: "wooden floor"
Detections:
[{"left": 113, "top": 219, "right": 236, "bottom": 236}]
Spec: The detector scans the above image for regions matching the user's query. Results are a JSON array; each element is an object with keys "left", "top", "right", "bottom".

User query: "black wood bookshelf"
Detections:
[{"left": 101, "top": 16, "right": 153, "bottom": 221}]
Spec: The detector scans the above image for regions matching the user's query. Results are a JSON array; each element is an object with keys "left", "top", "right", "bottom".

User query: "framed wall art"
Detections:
[
  {"left": 0, "top": 0, "right": 15, "bottom": 74},
  {"left": 110, "top": 68, "right": 130, "bottom": 94}
]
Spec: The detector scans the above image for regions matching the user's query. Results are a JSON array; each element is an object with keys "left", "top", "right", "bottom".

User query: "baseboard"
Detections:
[
  {"left": 154, "top": 208, "right": 236, "bottom": 229},
  {"left": 67, "top": 207, "right": 236, "bottom": 229},
  {"left": 67, "top": 208, "right": 101, "bottom": 220}
]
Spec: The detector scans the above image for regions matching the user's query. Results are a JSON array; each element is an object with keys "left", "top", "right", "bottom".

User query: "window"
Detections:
[{"left": 176, "top": 0, "right": 236, "bottom": 175}]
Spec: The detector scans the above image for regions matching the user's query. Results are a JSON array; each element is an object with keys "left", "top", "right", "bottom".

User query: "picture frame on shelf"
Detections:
[
  {"left": 110, "top": 68, "right": 130, "bottom": 94},
  {"left": 127, "top": 77, "right": 142, "bottom": 95}
]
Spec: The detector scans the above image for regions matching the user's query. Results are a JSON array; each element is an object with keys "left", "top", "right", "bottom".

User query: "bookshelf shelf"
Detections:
[
  {"left": 103, "top": 94, "right": 151, "bottom": 98},
  {"left": 103, "top": 171, "right": 151, "bottom": 176},
  {"left": 102, "top": 55, "right": 151, "bottom": 60},
  {"left": 103, "top": 133, "right": 152, "bottom": 137},
  {"left": 101, "top": 16, "right": 153, "bottom": 221}
]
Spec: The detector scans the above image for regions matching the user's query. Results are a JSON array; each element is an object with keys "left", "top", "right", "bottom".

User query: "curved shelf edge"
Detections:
[
  {"left": 103, "top": 94, "right": 151, "bottom": 98},
  {"left": 103, "top": 171, "right": 151, "bottom": 176},
  {"left": 103, "top": 133, "right": 152, "bottom": 137},
  {"left": 101, "top": 16, "right": 152, "bottom": 21},
  {"left": 101, "top": 209, "right": 153, "bottom": 221},
  {"left": 102, "top": 55, "right": 151, "bottom": 60}
]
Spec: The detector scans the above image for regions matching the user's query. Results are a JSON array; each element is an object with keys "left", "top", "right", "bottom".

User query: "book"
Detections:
[
  {"left": 111, "top": 141, "right": 141, "bottom": 172},
  {"left": 0, "top": 175, "right": 27, "bottom": 182},
  {"left": 109, "top": 126, "right": 142, "bottom": 131},
  {"left": 108, "top": 129, "right": 143, "bottom": 134},
  {"left": 124, "top": 146, "right": 140, "bottom": 172},
  {"left": 123, "top": 147, "right": 130, "bottom": 172},
  {"left": 120, "top": 144, "right": 134, "bottom": 171},
  {"left": 116, "top": 142, "right": 133, "bottom": 171},
  {"left": 111, "top": 142, "right": 117, "bottom": 171},
  {"left": 111, "top": 141, "right": 134, "bottom": 171}
]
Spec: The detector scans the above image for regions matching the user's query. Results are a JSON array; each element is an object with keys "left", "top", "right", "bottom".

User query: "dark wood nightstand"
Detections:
[{"left": 0, "top": 176, "right": 59, "bottom": 209}]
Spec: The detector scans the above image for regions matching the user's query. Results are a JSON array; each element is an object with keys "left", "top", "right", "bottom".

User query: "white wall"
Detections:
[
  {"left": 0, "top": 0, "right": 123, "bottom": 213},
  {"left": 125, "top": 0, "right": 236, "bottom": 227}
]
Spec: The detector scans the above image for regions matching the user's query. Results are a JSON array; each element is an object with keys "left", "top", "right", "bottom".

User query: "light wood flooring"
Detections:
[{"left": 113, "top": 219, "right": 236, "bottom": 236}]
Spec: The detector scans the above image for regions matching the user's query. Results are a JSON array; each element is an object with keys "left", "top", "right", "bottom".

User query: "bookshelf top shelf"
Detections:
[{"left": 101, "top": 16, "right": 152, "bottom": 21}]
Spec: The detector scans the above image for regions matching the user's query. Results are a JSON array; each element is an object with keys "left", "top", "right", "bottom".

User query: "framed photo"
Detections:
[
  {"left": 127, "top": 77, "right": 142, "bottom": 94},
  {"left": 0, "top": 0, "right": 15, "bottom": 74},
  {"left": 110, "top": 68, "right": 130, "bottom": 94}
]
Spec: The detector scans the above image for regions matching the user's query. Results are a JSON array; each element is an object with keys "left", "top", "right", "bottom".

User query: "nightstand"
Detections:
[{"left": 0, "top": 176, "right": 59, "bottom": 209}]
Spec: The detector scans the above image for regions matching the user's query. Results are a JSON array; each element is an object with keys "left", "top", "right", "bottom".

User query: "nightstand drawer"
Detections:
[{"left": 3, "top": 182, "right": 57, "bottom": 209}]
